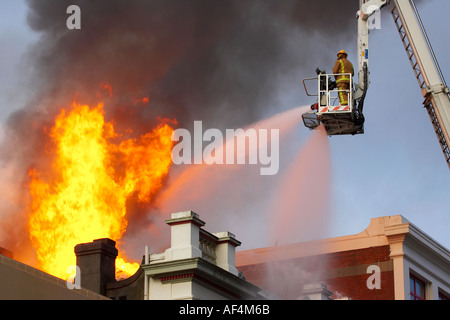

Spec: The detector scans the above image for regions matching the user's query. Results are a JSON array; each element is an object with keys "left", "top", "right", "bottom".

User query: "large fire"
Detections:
[{"left": 27, "top": 99, "right": 175, "bottom": 280}]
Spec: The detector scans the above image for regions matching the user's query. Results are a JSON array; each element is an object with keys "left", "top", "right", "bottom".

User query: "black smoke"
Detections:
[
  {"left": 1, "top": 0, "right": 360, "bottom": 258},
  {"left": 22, "top": 0, "right": 359, "bottom": 130}
]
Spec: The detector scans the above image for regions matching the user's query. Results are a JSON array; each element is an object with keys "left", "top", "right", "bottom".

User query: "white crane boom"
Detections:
[{"left": 355, "top": 0, "right": 388, "bottom": 101}]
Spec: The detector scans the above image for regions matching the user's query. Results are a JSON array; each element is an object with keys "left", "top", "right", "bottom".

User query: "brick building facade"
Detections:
[
  {"left": 324, "top": 246, "right": 395, "bottom": 300},
  {"left": 236, "top": 215, "right": 449, "bottom": 300}
]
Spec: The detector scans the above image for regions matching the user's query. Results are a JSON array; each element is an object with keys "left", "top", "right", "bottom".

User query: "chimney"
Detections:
[
  {"left": 165, "top": 211, "right": 205, "bottom": 260},
  {"left": 163, "top": 211, "right": 242, "bottom": 276},
  {"left": 74, "top": 238, "right": 118, "bottom": 295},
  {"left": 214, "top": 231, "right": 241, "bottom": 276}
]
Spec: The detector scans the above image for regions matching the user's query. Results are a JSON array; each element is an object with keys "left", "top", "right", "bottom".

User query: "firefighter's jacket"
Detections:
[{"left": 332, "top": 57, "right": 354, "bottom": 84}]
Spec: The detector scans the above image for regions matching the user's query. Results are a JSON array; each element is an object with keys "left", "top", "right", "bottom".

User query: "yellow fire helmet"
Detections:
[{"left": 337, "top": 50, "right": 348, "bottom": 57}]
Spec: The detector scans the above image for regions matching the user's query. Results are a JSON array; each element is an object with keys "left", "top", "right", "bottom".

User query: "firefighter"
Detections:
[{"left": 332, "top": 50, "right": 354, "bottom": 106}]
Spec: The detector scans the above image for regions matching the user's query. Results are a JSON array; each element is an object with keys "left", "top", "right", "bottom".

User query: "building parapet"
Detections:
[{"left": 142, "top": 210, "right": 270, "bottom": 300}]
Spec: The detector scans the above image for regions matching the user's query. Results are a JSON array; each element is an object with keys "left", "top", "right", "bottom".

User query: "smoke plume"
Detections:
[
  {"left": 1, "top": 0, "right": 358, "bottom": 261},
  {"left": 21, "top": 0, "right": 358, "bottom": 126}
]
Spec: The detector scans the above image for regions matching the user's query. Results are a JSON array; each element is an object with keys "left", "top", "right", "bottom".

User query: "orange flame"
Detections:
[{"left": 27, "top": 101, "right": 175, "bottom": 280}]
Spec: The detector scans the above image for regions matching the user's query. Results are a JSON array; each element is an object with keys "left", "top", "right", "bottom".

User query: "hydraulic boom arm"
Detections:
[{"left": 355, "top": 0, "right": 388, "bottom": 105}]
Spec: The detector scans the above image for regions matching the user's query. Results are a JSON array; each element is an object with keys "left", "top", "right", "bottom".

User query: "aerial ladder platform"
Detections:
[{"left": 302, "top": 0, "right": 450, "bottom": 169}]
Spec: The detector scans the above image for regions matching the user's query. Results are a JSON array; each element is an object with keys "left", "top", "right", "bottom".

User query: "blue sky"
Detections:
[
  {"left": 0, "top": 0, "right": 448, "bottom": 254},
  {"left": 0, "top": 0, "right": 36, "bottom": 121},
  {"left": 326, "top": 0, "right": 450, "bottom": 249}
]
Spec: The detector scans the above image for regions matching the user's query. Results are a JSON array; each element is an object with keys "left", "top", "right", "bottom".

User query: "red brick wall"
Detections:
[
  {"left": 323, "top": 246, "right": 394, "bottom": 300},
  {"left": 325, "top": 272, "right": 394, "bottom": 300},
  {"left": 237, "top": 245, "right": 395, "bottom": 300}
]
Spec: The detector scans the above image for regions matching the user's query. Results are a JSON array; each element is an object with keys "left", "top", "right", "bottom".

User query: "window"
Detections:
[{"left": 410, "top": 275, "right": 426, "bottom": 300}]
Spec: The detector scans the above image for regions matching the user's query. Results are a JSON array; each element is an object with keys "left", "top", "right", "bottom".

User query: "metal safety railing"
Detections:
[
  {"left": 318, "top": 73, "right": 353, "bottom": 112},
  {"left": 303, "top": 73, "right": 353, "bottom": 107}
]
